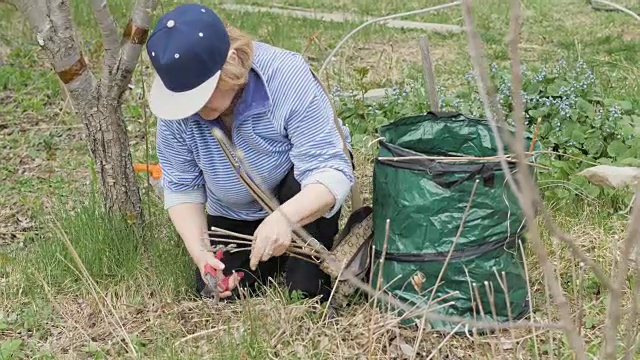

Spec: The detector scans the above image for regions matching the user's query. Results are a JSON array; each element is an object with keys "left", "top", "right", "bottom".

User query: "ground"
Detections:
[{"left": 1, "top": 0, "right": 640, "bottom": 358}]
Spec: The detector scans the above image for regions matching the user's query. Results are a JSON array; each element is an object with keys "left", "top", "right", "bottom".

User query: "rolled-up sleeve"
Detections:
[
  {"left": 278, "top": 55, "right": 355, "bottom": 217},
  {"left": 156, "top": 118, "right": 206, "bottom": 209}
]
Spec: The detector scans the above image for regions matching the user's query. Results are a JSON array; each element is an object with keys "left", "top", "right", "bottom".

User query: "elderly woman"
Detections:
[{"left": 145, "top": 4, "right": 354, "bottom": 303}]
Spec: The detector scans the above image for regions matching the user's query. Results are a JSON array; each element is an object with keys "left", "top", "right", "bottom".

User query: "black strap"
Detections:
[
  {"left": 375, "top": 232, "right": 523, "bottom": 263},
  {"left": 431, "top": 164, "right": 496, "bottom": 189},
  {"left": 427, "top": 111, "right": 461, "bottom": 118}
]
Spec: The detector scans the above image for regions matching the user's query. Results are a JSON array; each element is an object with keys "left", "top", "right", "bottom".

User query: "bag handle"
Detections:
[{"left": 309, "top": 69, "right": 364, "bottom": 211}]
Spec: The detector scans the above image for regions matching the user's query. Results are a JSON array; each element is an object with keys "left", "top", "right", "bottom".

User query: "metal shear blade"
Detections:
[
  {"left": 201, "top": 249, "right": 246, "bottom": 302},
  {"left": 201, "top": 249, "right": 225, "bottom": 302}
]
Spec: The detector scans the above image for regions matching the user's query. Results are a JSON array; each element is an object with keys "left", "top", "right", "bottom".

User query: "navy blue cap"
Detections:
[{"left": 146, "top": 4, "right": 231, "bottom": 120}]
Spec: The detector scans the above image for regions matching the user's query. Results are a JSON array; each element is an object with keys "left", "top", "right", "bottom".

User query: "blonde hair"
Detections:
[{"left": 217, "top": 25, "right": 254, "bottom": 91}]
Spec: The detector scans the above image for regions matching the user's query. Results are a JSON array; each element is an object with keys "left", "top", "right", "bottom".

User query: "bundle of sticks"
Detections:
[{"left": 204, "top": 225, "right": 324, "bottom": 264}]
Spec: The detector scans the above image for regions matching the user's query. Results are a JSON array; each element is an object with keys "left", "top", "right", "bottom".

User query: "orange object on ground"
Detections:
[{"left": 133, "top": 163, "right": 162, "bottom": 180}]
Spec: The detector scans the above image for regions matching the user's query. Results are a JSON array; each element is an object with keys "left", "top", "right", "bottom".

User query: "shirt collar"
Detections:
[
  {"left": 233, "top": 65, "right": 271, "bottom": 120},
  {"left": 197, "top": 63, "right": 271, "bottom": 129}
]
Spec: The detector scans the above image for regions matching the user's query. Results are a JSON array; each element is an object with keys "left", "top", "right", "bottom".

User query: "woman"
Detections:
[{"left": 145, "top": 4, "right": 355, "bottom": 303}]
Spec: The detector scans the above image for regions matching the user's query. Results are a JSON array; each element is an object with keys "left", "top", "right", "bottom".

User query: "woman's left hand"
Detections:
[{"left": 250, "top": 210, "right": 292, "bottom": 270}]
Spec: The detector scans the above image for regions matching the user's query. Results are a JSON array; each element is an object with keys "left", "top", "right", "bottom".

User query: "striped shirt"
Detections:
[{"left": 155, "top": 41, "right": 355, "bottom": 221}]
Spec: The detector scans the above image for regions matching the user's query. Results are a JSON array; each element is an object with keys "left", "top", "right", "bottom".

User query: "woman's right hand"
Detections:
[
  {"left": 198, "top": 252, "right": 242, "bottom": 299},
  {"left": 166, "top": 203, "right": 243, "bottom": 299}
]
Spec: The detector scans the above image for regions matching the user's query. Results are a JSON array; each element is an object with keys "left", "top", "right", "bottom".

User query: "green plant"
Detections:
[
  {"left": 0, "top": 339, "right": 24, "bottom": 359},
  {"left": 481, "top": 59, "right": 638, "bottom": 208},
  {"left": 331, "top": 74, "right": 430, "bottom": 137},
  {"left": 333, "top": 59, "right": 638, "bottom": 210}
]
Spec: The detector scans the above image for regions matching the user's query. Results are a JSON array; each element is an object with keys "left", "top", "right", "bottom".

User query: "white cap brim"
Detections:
[{"left": 148, "top": 71, "right": 221, "bottom": 120}]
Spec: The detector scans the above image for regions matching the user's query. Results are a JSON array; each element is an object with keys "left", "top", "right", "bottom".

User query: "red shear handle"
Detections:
[
  {"left": 203, "top": 263, "right": 218, "bottom": 277},
  {"left": 219, "top": 271, "right": 245, "bottom": 291},
  {"left": 203, "top": 249, "right": 246, "bottom": 292}
]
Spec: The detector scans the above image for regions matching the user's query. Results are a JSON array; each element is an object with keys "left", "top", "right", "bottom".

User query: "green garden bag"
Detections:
[{"left": 371, "top": 111, "right": 541, "bottom": 333}]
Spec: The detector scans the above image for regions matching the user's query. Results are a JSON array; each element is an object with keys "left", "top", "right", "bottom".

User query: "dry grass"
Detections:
[{"left": 2, "top": 203, "right": 633, "bottom": 358}]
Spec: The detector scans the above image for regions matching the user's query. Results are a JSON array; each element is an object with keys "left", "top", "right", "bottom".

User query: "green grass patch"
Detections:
[{"left": 3, "top": 193, "right": 194, "bottom": 303}]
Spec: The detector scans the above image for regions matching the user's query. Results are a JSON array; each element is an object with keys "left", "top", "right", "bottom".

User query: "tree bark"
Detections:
[
  {"left": 80, "top": 94, "right": 143, "bottom": 222},
  {"left": 9, "top": 0, "right": 159, "bottom": 222}
]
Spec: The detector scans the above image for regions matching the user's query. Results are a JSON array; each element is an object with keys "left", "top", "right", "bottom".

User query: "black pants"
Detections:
[{"left": 195, "top": 167, "right": 341, "bottom": 303}]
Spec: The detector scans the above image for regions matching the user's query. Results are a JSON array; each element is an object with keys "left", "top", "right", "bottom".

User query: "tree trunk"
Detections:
[
  {"left": 77, "top": 92, "right": 142, "bottom": 221},
  {"left": 7, "top": 0, "right": 159, "bottom": 222}
]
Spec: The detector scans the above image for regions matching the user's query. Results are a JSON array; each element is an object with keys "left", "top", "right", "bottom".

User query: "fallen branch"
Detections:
[{"left": 458, "top": 2, "right": 527, "bottom": 215}]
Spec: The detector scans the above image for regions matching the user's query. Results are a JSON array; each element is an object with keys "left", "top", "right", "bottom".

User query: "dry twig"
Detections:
[
  {"left": 602, "top": 186, "right": 640, "bottom": 359},
  {"left": 508, "top": 0, "right": 587, "bottom": 356},
  {"left": 412, "top": 179, "right": 479, "bottom": 358},
  {"left": 460, "top": 0, "right": 587, "bottom": 356}
]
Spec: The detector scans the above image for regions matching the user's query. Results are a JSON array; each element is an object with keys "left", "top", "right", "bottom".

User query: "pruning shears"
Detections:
[{"left": 201, "top": 249, "right": 245, "bottom": 302}]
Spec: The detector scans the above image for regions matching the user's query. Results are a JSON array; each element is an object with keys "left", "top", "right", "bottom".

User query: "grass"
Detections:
[{"left": 1, "top": 0, "right": 639, "bottom": 358}]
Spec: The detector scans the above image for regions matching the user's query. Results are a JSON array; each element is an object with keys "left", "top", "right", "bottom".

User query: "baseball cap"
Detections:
[{"left": 146, "top": 4, "right": 230, "bottom": 120}]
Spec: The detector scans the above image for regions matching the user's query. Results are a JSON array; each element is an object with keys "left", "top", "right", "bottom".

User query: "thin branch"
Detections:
[
  {"left": 602, "top": 186, "right": 640, "bottom": 359},
  {"left": 507, "top": 0, "right": 587, "bottom": 357},
  {"left": 413, "top": 180, "right": 479, "bottom": 355},
  {"left": 540, "top": 208, "right": 614, "bottom": 291},
  {"left": 623, "top": 263, "right": 640, "bottom": 360},
  {"left": 91, "top": 0, "right": 120, "bottom": 71},
  {"left": 211, "top": 127, "right": 333, "bottom": 255},
  {"left": 457, "top": 0, "right": 612, "bottom": 303},
  {"left": 426, "top": 179, "right": 480, "bottom": 310},
  {"left": 459, "top": 0, "right": 524, "bottom": 203},
  {"left": 210, "top": 112, "right": 567, "bottom": 334}
]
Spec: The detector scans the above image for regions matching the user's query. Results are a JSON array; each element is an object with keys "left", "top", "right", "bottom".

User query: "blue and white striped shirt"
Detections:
[{"left": 155, "top": 41, "right": 355, "bottom": 221}]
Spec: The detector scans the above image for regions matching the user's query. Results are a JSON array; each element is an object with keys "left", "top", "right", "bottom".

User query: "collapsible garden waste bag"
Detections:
[{"left": 372, "top": 111, "right": 540, "bottom": 333}]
